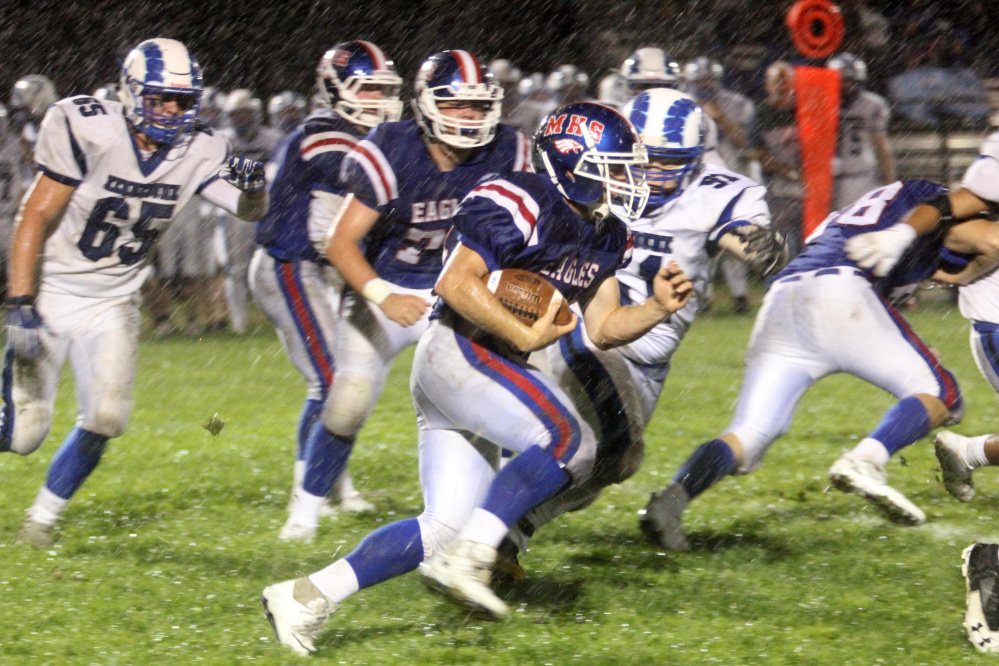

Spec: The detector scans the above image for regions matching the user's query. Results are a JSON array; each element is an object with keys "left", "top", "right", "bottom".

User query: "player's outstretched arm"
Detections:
[
  {"left": 326, "top": 195, "right": 429, "bottom": 327},
  {"left": 209, "top": 157, "right": 269, "bottom": 221},
  {"left": 847, "top": 188, "right": 994, "bottom": 277},
  {"left": 583, "top": 261, "right": 693, "bottom": 350},
  {"left": 435, "top": 244, "right": 575, "bottom": 353},
  {"left": 716, "top": 225, "right": 789, "bottom": 278}
]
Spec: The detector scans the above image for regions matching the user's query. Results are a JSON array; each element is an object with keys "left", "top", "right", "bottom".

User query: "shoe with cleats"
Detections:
[
  {"left": 829, "top": 452, "right": 925, "bottom": 525},
  {"left": 418, "top": 540, "right": 509, "bottom": 619},
  {"left": 261, "top": 577, "right": 338, "bottom": 656}
]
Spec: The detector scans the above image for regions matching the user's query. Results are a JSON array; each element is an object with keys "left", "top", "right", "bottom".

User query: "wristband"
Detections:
[
  {"left": 361, "top": 278, "right": 392, "bottom": 306},
  {"left": 7, "top": 295, "right": 36, "bottom": 307}
]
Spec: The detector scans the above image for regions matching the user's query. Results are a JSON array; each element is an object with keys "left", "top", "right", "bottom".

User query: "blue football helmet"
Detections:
[
  {"left": 622, "top": 48, "right": 681, "bottom": 97},
  {"left": 317, "top": 40, "right": 403, "bottom": 128},
  {"left": 622, "top": 88, "right": 705, "bottom": 207},
  {"left": 413, "top": 50, "right": 503, "bottom": 149},
  {"left": 534, "top": 102, "right": 649, "bottom": 220},
  {"left": 119, "top": 38, "right": 203, "bottom": 146}
]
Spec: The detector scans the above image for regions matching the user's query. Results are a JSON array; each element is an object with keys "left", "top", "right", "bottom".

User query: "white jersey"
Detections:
[
  {"left": 34, "top": 96, "right": 228, "bottom": 298},
  {"left": 958, "top": 131, "right": 999, "bottom": 323},
  {"left": 616, "top": 164, "right": 771, "bottom": 367},
  {"left": 834, "top": 90, "right": 889, "bottom": 178}
]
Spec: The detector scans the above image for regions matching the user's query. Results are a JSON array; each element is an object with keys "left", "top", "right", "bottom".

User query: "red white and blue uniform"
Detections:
[
  {"left": 409, "top": 171, "right": 631, "bottom": 548},
  {"left": 321, "top": 119, "right": 530, "bottom": 443},
  {"left": 725, "top": 179, "right": 963, "bottom": 471},
  {"left": 249, "top": 110, "right": 359, "bottom": 403}
]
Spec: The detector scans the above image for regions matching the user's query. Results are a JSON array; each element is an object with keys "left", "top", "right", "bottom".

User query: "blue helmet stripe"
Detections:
[
  {"left": 628, "top": 92, "right": 650, "bottom": 134},
  {"left": 138, "top": 41, "right": 164, "bottom": 84},
  {"left": 662, "top": 98, "right": 697, "bottom": 144}
]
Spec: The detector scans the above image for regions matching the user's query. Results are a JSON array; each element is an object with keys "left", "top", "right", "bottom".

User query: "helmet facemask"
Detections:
[
  {"left": 321, "top": 70, "right": 403, "bottom": 128},
  {"left": 415, "top": 82, "right": 503, "bottom": 149},
  {"left": 543, "top": 138, "right": 650, "bottom": 220}
]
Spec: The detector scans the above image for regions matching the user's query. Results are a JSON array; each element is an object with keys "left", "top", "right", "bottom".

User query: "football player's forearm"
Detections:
[
  {"left": 588, "top": 299, "right": 669, "bottom": 350},
  {"left": 327, "top": 241, "right": 380, "bottom": 294},
  {"left": 944, "top": 218, "right": 999, "bottom": 259},
  {"left": 436, "top": 268, "right": 533, "bottom": 350},
  {"left": 9, "top": 175, "right": 73, "bottom": 297},
  {"left": 236, "top": 190, "right": 268, "bottom": 221}
]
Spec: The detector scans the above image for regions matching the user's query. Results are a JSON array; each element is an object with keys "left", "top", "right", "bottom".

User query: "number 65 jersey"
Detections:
[{"left": 33, "top": 96, "right": 227, "bottom": 298}]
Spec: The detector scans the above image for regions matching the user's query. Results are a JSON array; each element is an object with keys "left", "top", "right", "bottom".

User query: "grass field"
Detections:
[{"left": 2, "top": 293, "right": 999, "bottom": 664}]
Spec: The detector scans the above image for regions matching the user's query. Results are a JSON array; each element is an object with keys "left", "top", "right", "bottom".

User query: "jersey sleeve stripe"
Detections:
[
  {"left": 513, "top": 132, "right": 531, "bottom": 172},
  {"left": 470, "top": 181, "right": 540, "bottom": 244},
  {"left": 302, "top": 134, "right": 356, "bottom": 161},
  {"left": 65, "top": 116, "right": 87, "bottom": 179},
  {"left": 706, "top": 189, "right": 747, "bottom": 242},
  {"left": 349, "top": 140, "right": 398, "bottom": 206},
  {"left": 35, "top": 164, "right": 82, "bottom": 187}
]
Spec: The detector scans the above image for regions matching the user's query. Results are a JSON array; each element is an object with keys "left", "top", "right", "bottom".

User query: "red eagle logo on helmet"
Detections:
[
  {"left": 332, "top": 50, "right": 351, "bottom": 68},
  {"left": 554, "top": 139, "right": 583, "bottom": 154}
]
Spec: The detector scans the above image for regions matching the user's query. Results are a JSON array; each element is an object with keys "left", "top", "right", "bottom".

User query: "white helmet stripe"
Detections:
[
  {"left": 358, "top": 40, "right": 388, "bottom": 71},
  {"left": 451, "top": 50, "right": 482, "bottom": 84}
]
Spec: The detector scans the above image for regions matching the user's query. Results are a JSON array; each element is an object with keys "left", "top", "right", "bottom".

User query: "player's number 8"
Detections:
[{"left": 78, "top": 196, "right": 174, "bottom": 265}]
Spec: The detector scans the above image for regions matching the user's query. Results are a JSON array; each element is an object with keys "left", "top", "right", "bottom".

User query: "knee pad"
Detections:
[
  {"left": 322, "top": 373, "right": 374, "bottom": 438},
  {"left": 416, "top": 515, "right": 459, "bottom": 559},
  {"left": 10, "top": 404, "right": 53, "bottom": 455},
  {"left": 728, "top": 425, "right": 782, "bottom": 475},
  {"left": 83, "top": 394, "right": 132, "bottom": 439}
]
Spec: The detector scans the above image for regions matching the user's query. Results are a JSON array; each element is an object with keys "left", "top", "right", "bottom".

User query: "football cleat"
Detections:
[
  {"left": 15, "top": 518, "right": 53, "bottom": 549},
  {"left": 963, "top": 543, "right": 999, "bottom": 653},
  {"left": 935, "top": 430, "right": 976, "bottom": 502},
  {"left": 278, "top": 518, "right": 317, "bottom": 544},
  {"left": 261, "top": 577, "right": 338, "bottom": 656},
  {"left": 638, "top": 483, "right": 691, "bottom": 552},
  {"left": 418, "top": 540, "right": 509, "bottom": 619},
  {"left": 492, "top": 538, "right": 527, "bottom": 587},
  {"left": 336, "top": 493, "right": 376, "bottom": 514},
  {"left": 829, "top": 452, "right": 926, "bottom": 525}
]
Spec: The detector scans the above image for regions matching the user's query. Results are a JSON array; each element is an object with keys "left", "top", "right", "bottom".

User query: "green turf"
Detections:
[{"left": 1, "top": 295, "right": 997, "bottom": 664}]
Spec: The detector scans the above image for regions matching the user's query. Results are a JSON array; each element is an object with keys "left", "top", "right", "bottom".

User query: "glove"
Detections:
[
  {"left": 6, "top": 295, "right": 43, "bottom": 360},
  {"left": 738, "top": 226, "right": 790, "bottom": 278},
  {"left": 218, "top": 157, "right": 266, "bottom": 193},
  {"left": 844, "top": 224, "right": 918, "bottom": 277}
]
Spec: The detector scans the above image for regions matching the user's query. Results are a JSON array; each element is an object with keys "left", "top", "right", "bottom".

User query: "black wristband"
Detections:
[{"left": 7, "top": 295, "right": 36, "bottom": 307}]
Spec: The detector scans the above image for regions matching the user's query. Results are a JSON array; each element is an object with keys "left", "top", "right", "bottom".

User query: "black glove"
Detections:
[{"left": 739, "top": 226, "right": 789, "bottom": 278}]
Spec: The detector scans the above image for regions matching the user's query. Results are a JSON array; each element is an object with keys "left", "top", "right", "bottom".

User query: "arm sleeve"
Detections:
[
  {"left": 198, "top": 178, "right": 241, "bottom": 215},
  {"left": 707, "top": 185, "right": 772, "bottom": 243},
  {"left": 308, "top": 191, "right": 348, "bottom": 255},
  {"left": 33, "top": 104, "right": 86, "bottom": 186}
]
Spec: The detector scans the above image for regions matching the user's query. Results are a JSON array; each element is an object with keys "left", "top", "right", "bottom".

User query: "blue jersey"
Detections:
[
  {"left": 437, "top": 172, "right": 631, "bottom": 328},
  {"left": 775, "top": 180, "right": 950, "bottom": 297},
  {"left": 341, "top": 120, "right": 531, "bottom": 289},
  {"left": 255, "top": 112, "right": 360, "bottom": 263}
]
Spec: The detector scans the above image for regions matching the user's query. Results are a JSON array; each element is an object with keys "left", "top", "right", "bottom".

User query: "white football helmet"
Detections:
[
  {"left": 597, "top": 73, "right": 628, "bottom": 109},
  {"left": 267, "top": 91, "right": 306, "bottom": 132},
  {"left": 224, "top": 89, "right": 262, "bottom": 137},
  {"left": 119, "top": 38, "right": 203, "bottom": 145},
  {"left": 488, "top": 59, "right": 522, "bottom": 87},
  {"left": 545, "top": 65, "right": 589, "bottom": 102},
  {"left": 92, "top": 82, "right": 119, "bottom": 103},
  {"left": 11, "top": 74, "right": 58, "bottom": 120},
  {"left": 621, "top": 48, "right": 681, "bottom": 96},
  {"left": 622, "top": 88, "right": 705, "bottom": 206}
]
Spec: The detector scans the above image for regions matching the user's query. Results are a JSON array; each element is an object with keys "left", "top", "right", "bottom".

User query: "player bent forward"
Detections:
[
  {"left": 261, "top": 102, "right": 693, "bottom": 655},
  {"left": 4, "top": 39, "right": 269, "bottom": 547}
]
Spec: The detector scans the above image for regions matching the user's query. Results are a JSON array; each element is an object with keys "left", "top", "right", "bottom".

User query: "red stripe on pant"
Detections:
[
  {"left": 279, "top": 263, "right": 333, "bottom": 388},
  {"left": 466, "top": 337, "right": 575, "bottom": 460}
]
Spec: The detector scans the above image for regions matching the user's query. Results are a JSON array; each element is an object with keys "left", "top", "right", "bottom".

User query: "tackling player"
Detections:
[
  {"left": 504, "top": 88, "right": 787, "bottom": 563},
  {"left": 279, "top": 50, "right": 532, "bottom": 542},
  {"left": 5, "top": 38, "right": 269, "bottom": 548},
  {"left": 641, "top": 179, "right": 971, "bottom": 552},
  {"left": 261, "top": 101, "right": 693, "bottom": 654},
  {"left": 251, "top": 41, "right": 403, "bottom": 520}
]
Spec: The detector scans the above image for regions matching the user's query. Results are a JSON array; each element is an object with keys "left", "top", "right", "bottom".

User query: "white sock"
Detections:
[
  {"left": 456, "top": 508, "right": 508, "bottom": 549},
  {"left": 292, "top": 460, "right": 305, "bottom": 495},
  {"left": 29, "top": 487, "right": 69, "bottom": 526},
  {"left": 850, "top": 437, "right": 890, "bottom": 469},
  {"left": 963, "top": 435, "right": 991, "bottom": 469},
  {"left": 288, "top": 490, "right": 325, "bottom": 528},
  {"left": 336, "top": 470, "right": 358, "bottom": 500},
  {"left": 309, "top": 559, "right": 359, "bottom": 604}
]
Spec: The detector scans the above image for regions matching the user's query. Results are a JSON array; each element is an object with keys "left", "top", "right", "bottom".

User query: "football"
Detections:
[{"left": 484, "top": 269, "right": 573, "bottom": 326}]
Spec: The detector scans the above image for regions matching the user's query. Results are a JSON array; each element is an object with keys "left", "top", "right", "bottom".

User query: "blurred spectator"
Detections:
[
  {"left": 828, "top": 53, "right": 895, "bottom": 210},
  {"left": 488, "top": 59, "right": 523, "bottom": 121},
  {"left": 888, "top": 34, "right": 990, "bottom": 128},
  {"left": 750, "top": 61, "right": 803, "bottom": 257}
]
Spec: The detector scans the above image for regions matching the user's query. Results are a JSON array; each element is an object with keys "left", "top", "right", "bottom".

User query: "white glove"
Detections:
[{"left": 844, "top": 224, "right": 918, "bottom": 277}]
